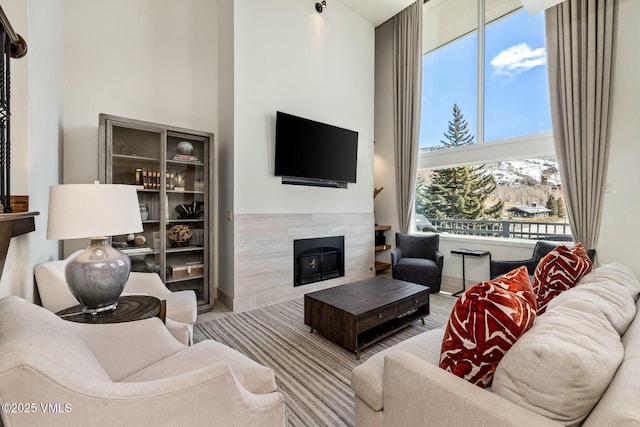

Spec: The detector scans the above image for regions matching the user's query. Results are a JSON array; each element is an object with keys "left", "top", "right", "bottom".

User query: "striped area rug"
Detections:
[{"left": 194, "top": 293, "right": 456, "bottom": 426}]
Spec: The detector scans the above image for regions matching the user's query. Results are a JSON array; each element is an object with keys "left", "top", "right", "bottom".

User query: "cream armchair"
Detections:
[
  {"left": 34, "top": 251, "right": 197, "bottom": 345},
  {"left": 0, "top": 296, "right": 286, "bottom": 427}
]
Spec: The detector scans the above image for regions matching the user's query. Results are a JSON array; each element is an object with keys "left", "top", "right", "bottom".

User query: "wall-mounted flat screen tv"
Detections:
[{"left": 275, "top": 111, "right": 358, "bottom": 186}]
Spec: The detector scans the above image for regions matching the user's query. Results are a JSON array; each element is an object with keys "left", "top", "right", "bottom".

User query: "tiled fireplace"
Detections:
[{"left": 226, "top": 212, "right": 375, "bottom": 312}]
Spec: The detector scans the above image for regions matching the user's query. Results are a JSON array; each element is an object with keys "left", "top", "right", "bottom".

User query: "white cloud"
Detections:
[{"left": 490, "top": 43, "right": 546, "bottom": 77}]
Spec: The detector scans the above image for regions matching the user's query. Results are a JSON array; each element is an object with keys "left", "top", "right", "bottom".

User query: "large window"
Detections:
[{"left": 415, "top": 0, "right": 566, "bottom": 240}]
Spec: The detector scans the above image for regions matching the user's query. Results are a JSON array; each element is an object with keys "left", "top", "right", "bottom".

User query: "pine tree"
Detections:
[
  {"left": 555, "top": 196, "right": 565, "bottom": 218},
  {"left": 416, "top": 104, "right": 504, "bottom": 220}
]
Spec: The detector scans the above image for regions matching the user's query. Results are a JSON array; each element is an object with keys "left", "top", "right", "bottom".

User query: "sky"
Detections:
[{"left": 420, "top": 9, "right": 552, "bottom": 148}]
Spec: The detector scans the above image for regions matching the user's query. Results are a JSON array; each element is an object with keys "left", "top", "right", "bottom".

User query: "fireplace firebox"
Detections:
[{"left": 294, "top": 236, "right": 345, "bottom": 286}]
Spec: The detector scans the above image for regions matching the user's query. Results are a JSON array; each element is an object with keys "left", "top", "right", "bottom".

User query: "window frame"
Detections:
[{"left": 415, "top": 1, "right": 559, "bottom": 241}]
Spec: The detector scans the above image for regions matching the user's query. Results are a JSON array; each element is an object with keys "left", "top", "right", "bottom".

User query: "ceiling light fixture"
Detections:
[{"left": 315, "top": 1, "right": 327, "bottom": 13}]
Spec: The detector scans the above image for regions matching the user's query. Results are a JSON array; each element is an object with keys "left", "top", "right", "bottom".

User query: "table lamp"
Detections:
[{"left": 46, "top": 183, "right": 143, "bottom": 314}]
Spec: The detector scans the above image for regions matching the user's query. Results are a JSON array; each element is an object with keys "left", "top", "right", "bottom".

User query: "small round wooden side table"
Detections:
[{"left": 56, "top": 295, "right": 166, "bottom": 324}]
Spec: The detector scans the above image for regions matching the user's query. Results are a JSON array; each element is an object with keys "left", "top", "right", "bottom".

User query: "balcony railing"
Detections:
[{"left": 428, "top": 218, "right": 573, "bottom": 241}]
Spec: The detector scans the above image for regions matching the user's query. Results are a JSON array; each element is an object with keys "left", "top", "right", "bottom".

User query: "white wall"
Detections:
[
  {"left": 215, "top": 0, "right": 376, "bottom": 310},
  {"left": 0, "top": 0, "right": 62, "bottom": 300},
  {"left": 232, "top": 0, "right": 375, "bottom": 215},
  {"left": 61, "top": 0, "right": 219, "bottom": 255},
  {"left": 62, "top": 0, "right": 218, "bottom": 184},
  {"left": 374, "top": 1, "right": 640, "bottom": 284},
  {"left": 597, "top": 0, "right": 640, "bottom": 277}
]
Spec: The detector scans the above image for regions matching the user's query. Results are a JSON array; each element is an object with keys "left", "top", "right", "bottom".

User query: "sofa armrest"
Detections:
[
  {"left": 390, "top": 248, "right": 402, "bottom": 267},
  {"left": 434, "top": 250, "right": 444, "bottom": 269},
  {"left": 383, "top": 351, "right": 562, "bottom": 427}
]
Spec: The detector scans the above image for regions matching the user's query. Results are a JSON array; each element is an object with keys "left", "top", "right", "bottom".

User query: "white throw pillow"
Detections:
[
  {"left": 492, "top": 298, "right": 623, "bottom": 427},
  {"left": 547, "top": 280, "right": 636, "bottom": 335}
]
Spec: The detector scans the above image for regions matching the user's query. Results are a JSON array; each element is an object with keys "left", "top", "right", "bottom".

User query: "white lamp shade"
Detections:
[
  {"left": 520, "top": 0, "right": 565, "bottom": 14},
  {"left": 47, "top": 184, "right": 143, "bottom": 240}
]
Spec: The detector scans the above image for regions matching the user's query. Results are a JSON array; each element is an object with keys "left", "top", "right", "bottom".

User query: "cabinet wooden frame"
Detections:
[{"left": 98, "top": 114, "right": 217, "bottom": 311}]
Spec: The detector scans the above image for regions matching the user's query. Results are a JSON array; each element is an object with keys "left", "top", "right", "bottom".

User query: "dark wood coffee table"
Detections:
[{"left": 304, "top": 276, "right": 430, "bottom": 359}]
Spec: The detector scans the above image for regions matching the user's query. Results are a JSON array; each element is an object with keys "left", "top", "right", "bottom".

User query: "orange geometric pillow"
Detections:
[
  {"left": 532, "top": 243, "right": 593, "bottom": 314},
  {"left": 439, "top": 266, "right": 537, "bottom": 387}
]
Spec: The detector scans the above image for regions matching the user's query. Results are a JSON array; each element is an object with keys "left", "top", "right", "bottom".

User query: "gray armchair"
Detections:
[
  {"left": 490, "top": 241, "right": 597, "bottom": 279},
  {"left": 391, "top": 233, "right": 444, "bottom": 293}
]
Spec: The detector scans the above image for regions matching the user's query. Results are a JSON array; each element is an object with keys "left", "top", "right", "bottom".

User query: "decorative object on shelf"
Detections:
[
  {"left": 169, "top": 262, "right": 204, "bottom": 279},
  {"left": 139, "top": 203, "right": 149, "bottom": 221},
  {"left": 175, "top": 201, "right": 204, "bottom": 219},
  {"left": 176, "top": 141, "right": 194, "bottom": 156},
  {"left": 174, "top": 141, "right": 200, "bottom": 163},
  {"left": 174, "top": 170, "right": 185, "bottom": 190},
  {"left": 168, "top": 224, "right": 193, "bottom": 247},
  {"left": 46, "top": 183, "right": 143, "bottom": 314}
]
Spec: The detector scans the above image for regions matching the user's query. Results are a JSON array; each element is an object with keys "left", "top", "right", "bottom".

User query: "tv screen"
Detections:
[{"left": 275, "top": 111, "right": 358, "bottom": 184}]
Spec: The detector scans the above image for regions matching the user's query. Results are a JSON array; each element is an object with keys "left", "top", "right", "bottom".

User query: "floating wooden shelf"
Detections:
[
  {"left": 375, "top": 244, "right": 392, "bottom": 252},
  {"left": 0, "top": 211, "right": 39, "bottom": 279},
  {"left": 375, "top": 261, "right": 391, "bottom": 272}
]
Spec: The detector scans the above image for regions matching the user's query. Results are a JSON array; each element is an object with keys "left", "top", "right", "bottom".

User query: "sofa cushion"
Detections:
[
  {"left": 532, "top": 242, "right": 592, "bottom": 314},
  {"left": 583, "top": 299, "right": 640, "bottom": 426},
  {"left": 351, "top": 328, "right": 445, "bottom": 412},
  {"left": 492, "top": 297, "right": 624, "bottom": 427},
  {"left": 439, "top": 266, "right": 536, "bottom": 387},
  {"left": 548, "top": 279, "right": 636, "bottom": 335},
  {"left": 578, "top": 262, "right": 640, "bottom": 302}
]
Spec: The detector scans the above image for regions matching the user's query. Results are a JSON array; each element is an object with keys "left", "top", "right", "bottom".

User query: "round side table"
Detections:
[{"left": 56, "top": 295, "right": 166, "bottom": 324}]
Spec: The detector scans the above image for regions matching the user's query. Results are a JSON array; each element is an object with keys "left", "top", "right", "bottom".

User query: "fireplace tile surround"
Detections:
[{"left": 222, "top": 213, "right": 375, "bottom": 312}]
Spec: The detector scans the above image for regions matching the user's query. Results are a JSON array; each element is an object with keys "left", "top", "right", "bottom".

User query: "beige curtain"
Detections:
[
  {"left": 545, "top": 0, "right": 617, "bottom": 249},
  {"left": 393, "top": 0, "right": 422, "bottom": 234}
]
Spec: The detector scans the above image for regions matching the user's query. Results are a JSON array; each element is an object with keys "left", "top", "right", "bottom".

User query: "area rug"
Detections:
[{"left": 194, "top": 293, "right": 456, "bottom": 426}]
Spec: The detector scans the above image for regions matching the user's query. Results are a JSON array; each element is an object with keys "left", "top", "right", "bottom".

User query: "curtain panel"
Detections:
[
  {"left": 545, "top": 0, "right": 617, "bottom": 249},
  {"left": 393, "top": 0, "right": 423, "bottom": 234}
]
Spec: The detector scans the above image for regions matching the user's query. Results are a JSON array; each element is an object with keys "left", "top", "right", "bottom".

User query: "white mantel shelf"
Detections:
[{"left": 0, "top": 211, "right": 39, "bottom": 279}]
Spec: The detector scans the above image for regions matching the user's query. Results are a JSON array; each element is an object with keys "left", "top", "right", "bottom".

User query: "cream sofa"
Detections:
[
  {"left": 35, "top": 251, "right": 197, "bottom": 345},
  {"left": 352, "top": 263, "right": 640, "bottom": 426},
  {"left": 0, "top": 296, "right": 286, "bottom": 427}
]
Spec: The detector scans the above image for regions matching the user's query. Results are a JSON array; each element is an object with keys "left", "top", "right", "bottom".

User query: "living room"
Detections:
[
  {"left": 0, "top": 0, "right": 638, "bottom": 424},
  {"left": 1, "top": 0, "right": 638, "bottom": 306}
]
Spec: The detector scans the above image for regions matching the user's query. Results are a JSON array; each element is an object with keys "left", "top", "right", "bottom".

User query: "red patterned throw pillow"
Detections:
[
  {"left": 440, "top": 266, "right": 537, "bottom": 387},
  {"left": 532, "top": 243, "right": 593, "bottom": 314}
]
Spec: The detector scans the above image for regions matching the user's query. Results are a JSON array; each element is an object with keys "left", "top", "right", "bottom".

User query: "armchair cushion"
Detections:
[
  {"left": 396, "top": 233, "right": 439, "bottom": 260},
  {"left": 122, "top": 340, "right": 277, "bottom": 394}
]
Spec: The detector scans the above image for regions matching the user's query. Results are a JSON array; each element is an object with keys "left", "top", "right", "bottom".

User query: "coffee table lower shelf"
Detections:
[{"left": 356, "top": 311, "right": 426, "bottom": 354}]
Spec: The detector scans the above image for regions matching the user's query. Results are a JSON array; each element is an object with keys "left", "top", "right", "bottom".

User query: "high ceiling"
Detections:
[{"left": 339, "top": 0, "right": 415, "bottom": 27}]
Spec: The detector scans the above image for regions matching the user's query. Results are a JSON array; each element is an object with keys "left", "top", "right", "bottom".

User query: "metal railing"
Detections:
[{"left": 428, "top": 218, "right": 573, "bottom": 241}]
